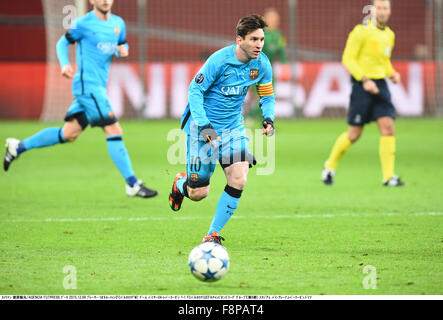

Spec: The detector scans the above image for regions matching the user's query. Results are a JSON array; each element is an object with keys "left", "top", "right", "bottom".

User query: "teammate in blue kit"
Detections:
[
  {"left": 169, "top": 15, "right": 276, "bottom": 244},
  {"left": 3, "top": 0, "right": 157, "bottom": 198}
]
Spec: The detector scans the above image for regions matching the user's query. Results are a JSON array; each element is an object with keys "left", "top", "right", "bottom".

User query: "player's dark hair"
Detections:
[{"left": 236, "top": 14, "right": 268, "bottom": 39}]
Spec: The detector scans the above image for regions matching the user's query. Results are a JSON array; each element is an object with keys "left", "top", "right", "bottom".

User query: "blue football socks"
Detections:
[
  {"left": 106, "top": 135, "right": 137, "bottom": 187},
  {"left": 208, "top": 185, "right": 243, "bottom": 235},
  {"left": 176, "top": 177, "right": 187, "bottom": 194},
  {"left": 21, "top": 127, "right": 65, "bottom": 154}
]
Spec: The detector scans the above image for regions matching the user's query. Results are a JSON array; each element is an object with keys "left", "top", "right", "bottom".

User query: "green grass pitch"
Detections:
[{"left": 0, "top": 118, "right": 442, "bottom": 295}]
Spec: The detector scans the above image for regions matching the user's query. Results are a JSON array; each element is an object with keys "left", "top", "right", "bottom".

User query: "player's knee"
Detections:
[
  {"left": 63, "top": 131, "right": 81, "bottom": 142},
  {"left": 348, "top": 131, "right": 362, "bottom": 143},
  {"left": 188, "top": 186, "right": 209, "bottom": 201},
  {"left": 228, "top": 173, "right": 247, "bottom": 190},
  {"left": 104, "top": 122, "right": 123, "bottom": 136},
  {"left": 381, "top": 126, "right": 395, "bottom": 136}
]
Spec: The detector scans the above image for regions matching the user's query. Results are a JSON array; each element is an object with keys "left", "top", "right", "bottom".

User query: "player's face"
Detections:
[
  {"left": 90, "top": 0, "right": 114, "bottom": 14},
  {"left": 265, "top": 11, "right": 280, "bottom": 30},
  {"left": 374, "top": 0, "right": 391, "bottom": 26},
  {"left": 237, "top": 29, "right": 265, "bottom": 60}
]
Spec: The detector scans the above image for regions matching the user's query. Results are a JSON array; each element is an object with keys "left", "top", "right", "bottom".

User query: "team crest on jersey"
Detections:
[
  {"left": 114, "top": 27, "right": 120, "bottom": 36},
  {"left": 190, "top": 173, "right": 199, "bottom": 182},
  {"left": 249, "top": 69, "right": 259, "bottom": 80}
]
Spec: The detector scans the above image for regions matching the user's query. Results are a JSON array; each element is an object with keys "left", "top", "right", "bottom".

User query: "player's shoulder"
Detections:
[
  {"left": 208, "top": 45, "right": 235, "bottom": 62},
  {"left": 257, "top": 51, "right": 272, "bottom": 69},
  {"left": 385, "top": 25, "right": 395, "bottom": 36},
  {"left": 351, "top": 23, "right": 369, "bottom": 34},
  {"left": 110, "top": 13, "right": 126, "bottom": 25},
  {"left": 71, "top": 11, "right": 92, "bottom": 29}
]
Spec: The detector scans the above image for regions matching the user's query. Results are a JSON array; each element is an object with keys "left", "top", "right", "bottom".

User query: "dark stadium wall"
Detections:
[{"left": 0, "top": 0, "right": 46, "bottom": 118}]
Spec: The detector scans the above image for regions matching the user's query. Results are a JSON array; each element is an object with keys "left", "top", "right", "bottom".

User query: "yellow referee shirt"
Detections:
[{"left": 342, "top": 21, "right": 396, "bottom": 81}]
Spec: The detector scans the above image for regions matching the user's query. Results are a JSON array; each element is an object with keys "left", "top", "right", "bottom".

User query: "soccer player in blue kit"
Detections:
[
  {"left": 169, "top": 15, "right": 276, "bottom": 244},
  {"left": 3, "top": 0, "right": 157, "bottom": 198}
]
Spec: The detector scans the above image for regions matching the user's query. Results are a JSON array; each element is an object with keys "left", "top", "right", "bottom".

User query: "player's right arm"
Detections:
[
  {"left": 188, "top": 55, "right": 221, "bottom": 146},
  {"left": 342, "top": 25, "right": 379, "bottom": 94},
  {"left": 342, "top": 25, "right": 366, "bottom": 81},
  {"left": 56, "top": 19, "right": 83, "bottom": 79}
]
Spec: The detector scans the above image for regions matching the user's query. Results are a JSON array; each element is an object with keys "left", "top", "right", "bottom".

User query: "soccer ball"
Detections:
[{"left": 188, "top": 242, "right": 230, "bottom": 282}]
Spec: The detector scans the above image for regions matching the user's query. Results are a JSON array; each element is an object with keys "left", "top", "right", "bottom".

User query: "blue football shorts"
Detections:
[
  {"left": 186, "top": 126, "right": 256, "bottom": 188},
  {"left": 64, "top": 93, "right": 118, "bottom": 129}
]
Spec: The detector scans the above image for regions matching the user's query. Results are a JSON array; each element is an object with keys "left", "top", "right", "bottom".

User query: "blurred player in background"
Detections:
[
  {"left": 246, "top": 8, "right": 290, "bottom": 119},
  {"left": 262, "top": 8, "right": 290, "bottom": 80},
  {"left": 322, "top": 0, "right": 405, "bottom": 187},
  {"left": 3, "top": 0, "right": 158, "bottom": 198},
  {"left": 169, "top": 15, "right": 275, "bottom": 244}
]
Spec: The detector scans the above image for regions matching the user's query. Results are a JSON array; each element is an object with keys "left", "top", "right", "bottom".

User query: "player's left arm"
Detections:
[
  {"left": 116, "top": 19, "right": 129, "bottom": 58},
  {"left": 257, "top": 56, "right": 276, "bottom": 136},
  {"left": 386, "top": 32, "right": 400, "bottom": 84}
]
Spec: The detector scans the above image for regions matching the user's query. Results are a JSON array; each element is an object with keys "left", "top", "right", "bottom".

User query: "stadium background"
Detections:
[{"left": 0, "top": 0, "right": 442, "bottom": 120}]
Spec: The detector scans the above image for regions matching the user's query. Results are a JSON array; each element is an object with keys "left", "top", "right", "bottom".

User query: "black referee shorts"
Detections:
[{"left": 347, "top": 77, "right": 396, "bottom": 126}]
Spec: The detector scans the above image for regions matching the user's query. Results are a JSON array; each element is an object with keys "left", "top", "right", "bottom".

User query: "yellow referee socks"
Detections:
[
  {"left": 325, "top": 132, "right": 352, "bottom": 170},
  {"left": 379, "top": 136, "right": 396, "bottom": 182}
]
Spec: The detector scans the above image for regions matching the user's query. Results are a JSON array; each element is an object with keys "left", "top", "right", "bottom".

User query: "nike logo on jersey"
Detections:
[{"left": 224, "top": 72, "right": 233, "bottom": 77}]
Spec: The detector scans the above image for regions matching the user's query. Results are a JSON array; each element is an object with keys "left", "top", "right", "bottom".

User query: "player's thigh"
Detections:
[
  {"left": 63, "top": 99, "right": 87, "bottom": 141},
  {"left": 348, "top": 80, "right": 373, "bottom": 127},
  {"left": 76, "top": 93, "right": 118, "bottom": 128},
  {"left": 186, "top": 134, "right": 217, "bottom": 189},
  {"left": 372, "top": 80, "right": 396, "bottom": 136},
  {"left": 219, "top": 130, "right": 256, "bottom": 171}
]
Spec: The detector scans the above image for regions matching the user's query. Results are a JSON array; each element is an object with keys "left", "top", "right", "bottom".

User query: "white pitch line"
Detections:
[{"left": 0, "top": 212, "right": 441, "bottom": 223}]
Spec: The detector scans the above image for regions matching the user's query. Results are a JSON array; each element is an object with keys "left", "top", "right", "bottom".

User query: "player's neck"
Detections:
[
  {"left": 94, "top": 8, "right": 111, "bottom": 21},
  {"left": 376, "top": 19, "right": 387, "bottom": 30},
  {"left": 234, "top": 45, "right": 252, "bottom": 64}
]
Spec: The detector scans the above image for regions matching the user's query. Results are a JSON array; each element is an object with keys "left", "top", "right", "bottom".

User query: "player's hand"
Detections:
[
  {"left": 390, "top": 72, "right": 401, "bottom": 84},
  {"left": 262, "top": 118, "right": 275, "bottom": 137},
  {"left": 61, "top": 65, "right": 74, "bottom": 79},
  {"left": 199, "top": 123, "right": 221, "bottom": 147},
  {"left": 362, "top": 78, "right": 379, "bottom": 95},
  {"left": 117, "top": 45, "right": 129, "bottom": 58}
]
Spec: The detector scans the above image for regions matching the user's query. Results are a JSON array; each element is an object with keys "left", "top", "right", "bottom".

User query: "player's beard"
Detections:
[
  {"left": 239, "top": 44, "right": 258, "bottom": 61},
  {"left": 96, "top": 6, "right": 111, "bottom": 15}
]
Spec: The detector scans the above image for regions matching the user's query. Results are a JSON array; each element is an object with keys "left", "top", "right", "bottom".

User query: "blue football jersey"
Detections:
[
  {"left": 56, "top": 11, "right": 128, "bottom": 96},
  {"left": 181, "top": 45, "right": 275, "bottom": 134}
]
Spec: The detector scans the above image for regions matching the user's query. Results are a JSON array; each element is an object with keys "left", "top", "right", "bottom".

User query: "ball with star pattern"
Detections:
[{"left": 188, "top": 242, "right": 230, "bottom": 282}]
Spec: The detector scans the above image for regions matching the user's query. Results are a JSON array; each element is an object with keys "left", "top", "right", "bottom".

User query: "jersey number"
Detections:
[{"left": 190, "top": 156, "right": 202, "bottom": 172}]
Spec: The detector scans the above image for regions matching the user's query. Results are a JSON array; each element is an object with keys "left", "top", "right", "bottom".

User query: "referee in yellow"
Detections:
[{"left": 322, "top": 0, "right": 405, "bottom": 187}]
